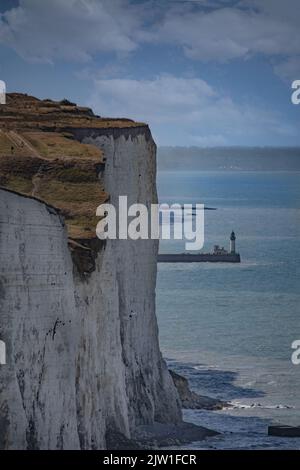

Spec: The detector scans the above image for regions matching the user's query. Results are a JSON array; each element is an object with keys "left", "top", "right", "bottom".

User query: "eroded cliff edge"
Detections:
[
  {"left": 73, "top": 126, "right": 182, "bottom": 449},
  {"left": 0, "top": 94, "right": 181, "bottom": 449}
]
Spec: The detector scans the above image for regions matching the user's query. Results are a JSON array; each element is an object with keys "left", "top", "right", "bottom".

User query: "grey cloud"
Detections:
[
  {"left": 88, "top": 75, "right": 297, "bottom": 145},
  {"left": 273, "top": 57, "right": 300, "bottom": 83},
  {"left": 0, "top": 0, "right": 142, "bottom": 62},
  {"left": 1, "top": 0, "right": 299, "bottom": 81},
  {"left": 148, "top": 3, "right": 300, "bottom": 62}
]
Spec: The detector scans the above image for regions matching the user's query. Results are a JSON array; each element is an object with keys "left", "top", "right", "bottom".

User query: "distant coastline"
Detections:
[{"left": 158, "top": 147, "right": 300, "bottom": 172}]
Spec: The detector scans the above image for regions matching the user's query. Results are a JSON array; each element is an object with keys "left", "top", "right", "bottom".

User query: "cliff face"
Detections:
[
  {"left": 0, "top": 95, "right": 181, "bottom": 449},
  {"left": 75, "top": 129, "right": 181, "bottom": 436},
  {"left": 0, "top": 189, "right": 80, "bottom": 449}
]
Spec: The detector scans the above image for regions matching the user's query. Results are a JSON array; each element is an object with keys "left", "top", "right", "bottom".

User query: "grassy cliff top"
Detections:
[
  {"left": 0, "top": 93, "right": 135, "bottom": 240},
  {"left": 0, "top": 93, "right": 145, "bottom": 131}
]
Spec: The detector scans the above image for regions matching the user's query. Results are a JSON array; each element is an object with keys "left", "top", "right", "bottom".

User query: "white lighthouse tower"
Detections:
[{"left": 230, "top": 231, "right": 236, "bottom": 254}]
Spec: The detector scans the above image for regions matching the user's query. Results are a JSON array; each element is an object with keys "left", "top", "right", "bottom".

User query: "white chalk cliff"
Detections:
[{"left": 0, "top": 125, "right": 181, "bottom": 449}]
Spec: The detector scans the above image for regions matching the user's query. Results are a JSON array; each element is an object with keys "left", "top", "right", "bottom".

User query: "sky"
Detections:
[{"left": 0, "top": 0, "right": 299, "bottom": 146}]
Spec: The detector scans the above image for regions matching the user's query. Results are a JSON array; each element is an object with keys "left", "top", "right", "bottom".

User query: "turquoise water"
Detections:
[{"left": 156, "top": 171, "right": 300, "bottom": 449}]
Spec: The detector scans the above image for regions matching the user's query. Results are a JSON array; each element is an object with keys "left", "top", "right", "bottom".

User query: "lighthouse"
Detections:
[{"left": 230, "top": 231, "right": 236, "bottom": 254}]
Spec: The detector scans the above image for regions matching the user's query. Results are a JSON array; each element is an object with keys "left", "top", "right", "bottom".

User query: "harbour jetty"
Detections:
[{"left": 158, "top": 231, "right": 241, "bottom": 263}]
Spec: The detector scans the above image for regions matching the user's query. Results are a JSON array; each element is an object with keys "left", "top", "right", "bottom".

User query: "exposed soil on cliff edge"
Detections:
[
  {"left": 0, "top": 93, "right": 151, "bottom": 275},
  {"left": 0, "top": 93, "right": 147, "bottom": 241}
]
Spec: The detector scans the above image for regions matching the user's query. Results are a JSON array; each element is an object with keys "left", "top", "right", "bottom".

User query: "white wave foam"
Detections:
[{"left": 230, "top": 401, "right": 294, "bottom": 410}]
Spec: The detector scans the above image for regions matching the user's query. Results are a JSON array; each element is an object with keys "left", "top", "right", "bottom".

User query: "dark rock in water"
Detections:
[
  {"left": 132, "top": 422, "right": 218, "bottom": 448},
  {"left": 268, "top": 425, "right": 300, "bottom": 438},
  {"left": 105, "top": 429, "right": 144, "bottom": 450},
  {"left": 169, "top": 370, "right": 227, "bottom": 410}
]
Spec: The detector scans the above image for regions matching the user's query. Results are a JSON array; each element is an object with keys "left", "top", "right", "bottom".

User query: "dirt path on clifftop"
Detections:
[
  {"left": 3, "top": 130, "right": 47, "bottom": 197},
  {"left": 7, "top": 130, "right": 42, "bottom": 159}
]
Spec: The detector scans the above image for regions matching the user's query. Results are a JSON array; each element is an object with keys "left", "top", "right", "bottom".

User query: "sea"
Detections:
[{"left": 156, "top": 170, "right": 300, "bottom": 450}]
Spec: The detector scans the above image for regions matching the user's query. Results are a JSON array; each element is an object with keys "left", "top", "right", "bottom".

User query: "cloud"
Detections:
[
  {"left": 91, "top": 75, "right": 215, "bottom": 119},
  {"left": 1, "top": 0, "right": 300, "bottom": 67},
  {"left": 273, "top": 57, "right": 300, "bottom": 83},
  {"left": 146, "top": 2, "right": 300, "bottom": 63},
  {"left": 89, "top": 75, "right": 297, "bottom": 145},
  {"left": 0, "top": 0, "right": 142, "bottom": 62}
]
